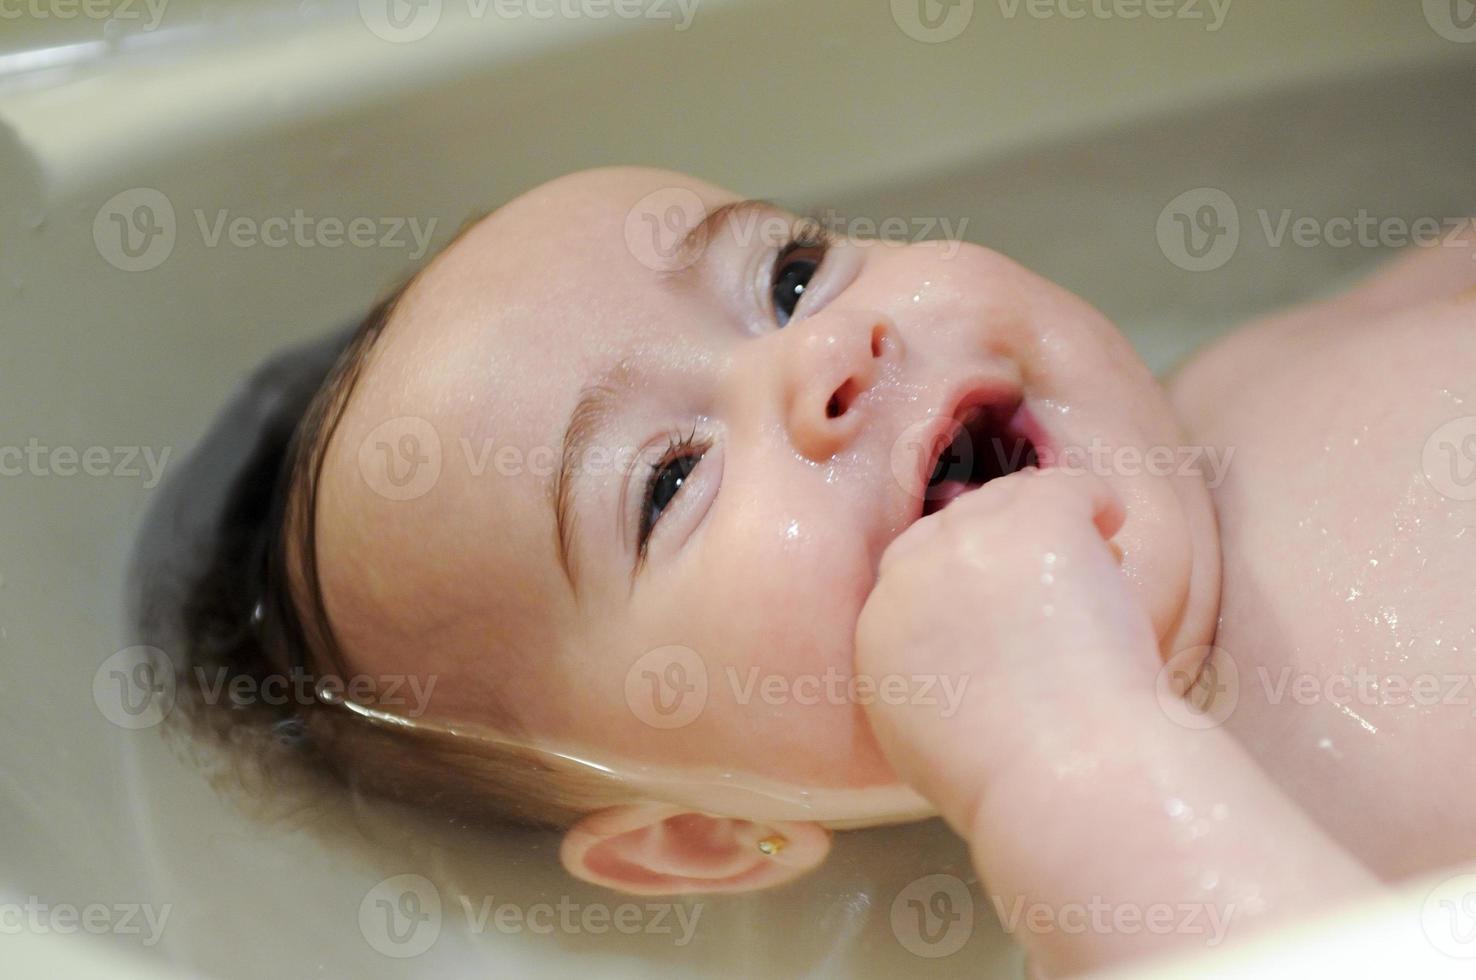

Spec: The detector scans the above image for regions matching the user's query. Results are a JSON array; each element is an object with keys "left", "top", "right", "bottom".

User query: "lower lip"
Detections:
[{"left": 1006, "top": 400, "right": 1052, "bottom": 469}]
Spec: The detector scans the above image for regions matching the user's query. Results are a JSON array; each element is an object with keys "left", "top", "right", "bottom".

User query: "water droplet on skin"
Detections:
[{"left": 1040, "top": 572, "right": 1054, "bottom": 586}]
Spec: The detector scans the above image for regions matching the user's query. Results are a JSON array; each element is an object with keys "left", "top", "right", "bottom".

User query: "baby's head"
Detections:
[{"left": 243, "top": 167, "right": 1219, "bottom": 895}]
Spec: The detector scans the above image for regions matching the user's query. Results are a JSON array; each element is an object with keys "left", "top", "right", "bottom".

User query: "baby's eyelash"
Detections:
[
  {"left": 778, "top": 215, "right": 837, "bottom": 259},
  {"left": 636, "top": 424, "right": 710, "bottom": 563}
]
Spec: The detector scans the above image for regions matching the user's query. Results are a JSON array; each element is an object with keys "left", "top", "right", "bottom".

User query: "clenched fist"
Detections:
[{"left": 854, "top": 467, "right": 1160, "bottom": 834}]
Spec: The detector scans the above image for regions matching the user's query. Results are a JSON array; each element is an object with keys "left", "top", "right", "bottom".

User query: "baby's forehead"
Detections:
[
  {"left": 414, "top": 166, "right": 735, "bottom": 304},
  {"left": 368, "top": 168, "right": 735, "bottom": 419}
]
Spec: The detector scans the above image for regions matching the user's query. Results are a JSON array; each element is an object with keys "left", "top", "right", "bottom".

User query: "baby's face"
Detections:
[{"left": 314, "top": 167, "right": 1214, "bottom": 825}]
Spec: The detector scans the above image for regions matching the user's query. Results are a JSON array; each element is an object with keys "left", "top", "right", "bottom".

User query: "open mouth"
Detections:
[{"left": 922, "top": 398, "right": 1039, "bottom": 517}]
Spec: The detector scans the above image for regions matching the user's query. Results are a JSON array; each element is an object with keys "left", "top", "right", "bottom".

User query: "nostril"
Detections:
[
  {"left": 870, "top": 323, "right": 886, "bottom": 359},
  {"left": 827, "top": 378, "right": 862, "bottom": 419}
]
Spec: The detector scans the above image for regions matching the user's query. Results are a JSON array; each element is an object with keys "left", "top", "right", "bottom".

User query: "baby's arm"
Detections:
[{"left": 854, "top": 470, "right": 1378, "bottom": 976}]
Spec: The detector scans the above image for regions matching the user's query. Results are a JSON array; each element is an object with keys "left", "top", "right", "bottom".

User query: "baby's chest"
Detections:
[{"left": 1185, "top": 304, "right": 1476, "bottom": 875}]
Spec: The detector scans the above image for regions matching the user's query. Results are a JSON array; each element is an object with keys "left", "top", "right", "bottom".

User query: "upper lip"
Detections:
[{"left": 906, "top": 374, "right": 1024, "bottom": 524}]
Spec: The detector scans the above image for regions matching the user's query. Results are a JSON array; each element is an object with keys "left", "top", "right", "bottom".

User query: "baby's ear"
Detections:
[{"left": 559, "top": 802, "right": 831, "bottom": 896}]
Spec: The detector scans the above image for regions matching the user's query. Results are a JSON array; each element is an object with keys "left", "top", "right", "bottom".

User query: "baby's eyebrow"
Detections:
[
  {"left": 550, "top": 360, "right": 642, "bottom": 598},
  {"left": 659, "top": 198, "right": 775, "bottom": 284}
]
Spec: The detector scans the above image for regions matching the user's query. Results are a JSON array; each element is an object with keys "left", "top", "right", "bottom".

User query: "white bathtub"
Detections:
[{"left": 3, "top": 1, "right": 1475, "bottom": 975}]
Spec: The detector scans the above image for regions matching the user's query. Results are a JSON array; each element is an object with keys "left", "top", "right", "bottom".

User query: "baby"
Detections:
[{"left": 185, "top": 166, "right": 1476, "bottom": 976}]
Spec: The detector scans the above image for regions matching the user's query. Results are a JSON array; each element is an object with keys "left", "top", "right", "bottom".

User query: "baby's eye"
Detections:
[
  {"left": 770, "top": 223, "right": 832, "bottom": 327},
  {"left": 637, "top": 429, "right": 707, "bottom": 556}
]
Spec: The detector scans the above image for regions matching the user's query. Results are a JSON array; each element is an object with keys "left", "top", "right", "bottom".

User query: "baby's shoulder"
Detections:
[{"left": 1170, "top": 238, "right": 1476, "bottom": 428}]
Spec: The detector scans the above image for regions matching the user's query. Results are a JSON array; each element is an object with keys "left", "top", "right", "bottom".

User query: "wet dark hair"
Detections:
[{"left": 151, "top": 269, "right": 629, "bottom": 832}]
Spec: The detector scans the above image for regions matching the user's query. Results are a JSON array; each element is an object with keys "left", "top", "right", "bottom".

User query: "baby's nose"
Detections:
[{"left": 783, "top": 312, "right": 896, "bottom": 462}]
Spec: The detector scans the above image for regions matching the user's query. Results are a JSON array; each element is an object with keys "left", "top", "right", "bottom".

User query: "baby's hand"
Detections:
[
  {"left": 855, "top": 468, "right": 1377, "bottom": 976},
  {"left": 856, "top": 468, "right": 1157, "bottom": 815}
]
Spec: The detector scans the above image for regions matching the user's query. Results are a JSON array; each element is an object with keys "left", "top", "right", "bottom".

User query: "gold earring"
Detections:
[{"left": 757, "top": 835, "right": 788, "bottom": 856}]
